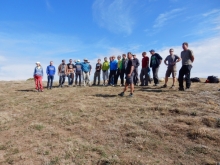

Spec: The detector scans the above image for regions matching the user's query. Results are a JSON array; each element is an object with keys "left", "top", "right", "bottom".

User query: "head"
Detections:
[
  {"left": 98, "top": 59, "right": 101, "bottom": 63},
  {"left": 142, "top": 52, "right": 146, "bottom": 57},
  {"left": 62, "top": 59, "right": 65, "bottom": 64},
  {"left": 112, "top": 56, "right": 116, "bottom": 60},
  {"left": 50, "top": 61, "right": 53, "bottom": 65},
  {"left": 182, "top": 42, "right": 188, "bottom": 50},
  {"left": 169, "top": 48, "right": 174, "bottom": 55},
  {"left": 36, "top": 62, "right": 41, "bottom": 67},
  {"left": 77, "top": 59, "right": 80, "bottom": 63},
  {"left": 117, "top": 55, "right": 121, "bottom": 60},
  {"left": 122, "top": 54, "right": 126, "bottom": 59},
  {"left": 104, "top": 57, "right": 108, "bottom": 62},
  {"left": 127, "top": 52, "right": 132, "bottom": 59},
  {"left": 84, "top": 59, "right": 88, "bottom": 63},
  {"left": 149, "top": 49, "right": 155, "bottom": 55},
  {"left": 109, "top": 56, "right": 112, "bottom": 61},
  {"left": 132, "top": 54, "right": 136, "bottom": 59},
  {"left": 69, "top": 59, "right": 73, "bottom": 64}
]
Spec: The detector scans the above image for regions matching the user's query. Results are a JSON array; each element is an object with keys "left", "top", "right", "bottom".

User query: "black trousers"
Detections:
[
  {"left": 115, "top": 69, "right": 125, "bottom": 85},
  {"left": 178, "top": 65, "right": 192, "bottom": 88},
  {"left": 108, "top": 70, "right": 117, "bottom": 85}
]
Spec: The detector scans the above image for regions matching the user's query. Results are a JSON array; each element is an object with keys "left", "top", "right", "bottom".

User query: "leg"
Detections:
[
  {"left": 108, "top": 71, "right": 113, "bottom": 85},
  {"left": 143, "top": 68, "right": 149, "bottom": 86},
  {"left": 59, "top": 76, "right": 62, "bottom": 86},
  {"left": 79, "top": 73, "right": 81, "bottom": 85},
  {"left": 154, "top": 67, "right": 159, "bottom": 84},
  {"left": 113, "top": 70, "right": 117, "bottom": 85},
  {"left": 75, "top": 73, "right": 78, "bottom": 85},
  {"left": 98, "top": 72, "right": 100, "bottom": 85},
  {"left": 39, "top": 76, "right": 43, "bottom": 90},
  {"left": 93, "top": 72, "right": 96, "bottom": 85},
  {"left": 67, "top": 75, "right": 70, "bottom": 85},
  {"left": 115, "top": 70, "right": 120, "bottom": 85},
  {"left": 185, "top": 65, "right": 192, "bottom": 88},
  {"left": 178, "top": 66, "right": 185, "bottom": 89},
  {"left": 50, "top": 76, "right": 54, "bottom": 88},
  {"left": 140, "top": 69, "right": 144, "bottom": 85},
  {"left": 135, "top": 68, "right": 139, "bottom": 85},
  {"left": 62, "top": 76, "right": 66, "bottom": 86},
  {"left": 47, "top": 76, "right": 50, "bottom": 88},
  {"left": 34, "top": 76, "right": 38, "bottom": 90}
]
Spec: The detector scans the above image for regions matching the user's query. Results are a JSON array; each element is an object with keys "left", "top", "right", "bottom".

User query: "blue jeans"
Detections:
[
  {"left": 59, "top": 75, "right": 66, "bottom": 86},
  {"left": 67, "top": 73, "right": 74, "bottom": 85},
  {"left": 47, "top": 75, "right": 54, "bottom": 88}
]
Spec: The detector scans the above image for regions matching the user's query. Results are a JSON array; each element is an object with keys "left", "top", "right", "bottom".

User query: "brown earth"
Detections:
[{"left": 0, "top": 79, "right": 220, "bottom": 165}]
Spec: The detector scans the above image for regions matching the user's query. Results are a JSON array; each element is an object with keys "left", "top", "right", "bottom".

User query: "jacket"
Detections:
[
  {"left": 110, "top": 60, "right": 118, "bottom": 70},
  {"left": 46, "top": 65, "right": 56, "bottom": 76},
  {"left": 58, "top": 64, "right": 68, "bottom": 75},
  {"left": 102, "top": 61, "right": 110, "bottom": 71},
  {"left": 33, "top": 66, "right": 43, "bottom": 77},
  {"left": 150, "top": 53, "right": 163, "bottom": 68}
]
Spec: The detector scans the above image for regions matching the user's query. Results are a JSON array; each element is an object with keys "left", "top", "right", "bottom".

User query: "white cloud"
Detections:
[
  {"left": 153, "top": 8, "right": 184, "bottom": 28},
  {"left": 92, "top": 0, "right": 135, "bottom": 34},
  {"left": 203, "top": 9, "right": 220, "bottom": 17}
]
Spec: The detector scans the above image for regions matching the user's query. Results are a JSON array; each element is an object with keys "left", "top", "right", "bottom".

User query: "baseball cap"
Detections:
[
  {"left": 36, "top": 62, "right": 40, "bottom": 64},
  {"left": 77, "top": 59, "right": 80, "bottom": 62},
  {"left": 84, "top": 58, "right": 88, "bottom": 61},
  {"left": 149, "top": 49, "right": 155, "bottom": 52}
]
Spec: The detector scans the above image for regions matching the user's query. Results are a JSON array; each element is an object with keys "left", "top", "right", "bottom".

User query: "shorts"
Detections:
[
  {"left": 102, "top": 70, "right": 109, "bottom": 80},
  {"left": 125, "top": 74, "right": 134, "bottom": 84},
  {"left": 165, "top": 67, "right": 177, "bottom": 78}
]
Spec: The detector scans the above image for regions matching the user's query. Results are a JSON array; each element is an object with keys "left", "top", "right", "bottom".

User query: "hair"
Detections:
[
  {"left": 112, "top": 56, "right": 115, "bottom": 58},
  {"left": 127, "top": 52, "right": 132, "bottom": 55},
  {"left": 169, "top": 48, "right": 174, "bottom": 51},
  {"left": 122, "top": 54, "right": 126, "bottom": 56},
  {"left": 142, "top": 52, "right": 146, "bottom": 55},
  {"left": 98, "top": 59, "right": 101, "bottom": 61},
  {"left": 62, "top": 59, "right": 65, "bottom": 62},
  {"left": 50, "top": 61, "right": 53, "bottom": 63},
  {"left": 69, "top": 59, "right": 72, "bottom": 61},
  {"left": 182, "top": 42, "right": 188, "bottom": 46},
  {"left": 117, "top": 55, "right": 121, "bottom": 58}
]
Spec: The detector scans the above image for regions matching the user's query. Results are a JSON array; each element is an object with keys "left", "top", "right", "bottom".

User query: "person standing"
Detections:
[
  {"left": 120, "top": 54, "right": 128, "bottom": 86},
  {"left": 132, "top": 54, "right": 140, "bottom": 86},
  {"left": 102, "top": 57, "right": 110, "bottom": 86},
  {"left": 58, "top": 60, "right": 68, "bottom": 87},
  {"left": 140, "top": 52, "right": 150, "bottom": 86},
  {"left": 67, "top": 59, "right": 75, "bottom": 87},
  {"left": 162, "top": 49, "right": 181, "bottom": 88},
  {"left": 118, "top": 52, "right": 134, "bottom": 97},
  {"left": 33, "top": 62, "right": 44, "bottom": 92},
  {"left": 115, "top": 55, "right": 122, "bottom": 86},
  {"left": 149, "top": 49, "right": 163, "bottom": 86},
  {"left": 93, "top": 59, "right": 102, "bottom": 86},
  {"left": 179, "top": 42, "right": 195, "bottom": 91},
  {"left": 108, "top": 56, "right": 118, "bottom": 86},
  {"left": 46, "top": 61, "right": 56, "bottom": 89},
  {"left": 81, "top": 59, "right": 91, "bottom": 86},
  {"left": 75, "top": 60, "right": 82, "bottom": 86}
]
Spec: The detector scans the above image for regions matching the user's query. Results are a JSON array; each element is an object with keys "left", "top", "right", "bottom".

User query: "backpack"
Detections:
[
  {"left": 190, "top": 77, "right": 201, "bottom": 82},
  {"left": 206, "top": 76, "right": 219, "bottom": 83}
]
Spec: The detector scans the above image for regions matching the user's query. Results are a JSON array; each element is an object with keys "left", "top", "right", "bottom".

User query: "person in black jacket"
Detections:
[
  {"left": 132, "top": 54, "right": 140, "bottom": 85},
  {"left": 149, "top": 49, "right": 163, "bottom": 86}
]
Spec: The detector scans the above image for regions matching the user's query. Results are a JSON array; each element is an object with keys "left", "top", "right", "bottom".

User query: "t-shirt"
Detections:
[
  {"left": 61, "top": 64, "right": 65, "bottom": 73},
  {"left": 95, "top": 63, "right": 102, "bottom": 72},
  {"left": 126, "top": 59, "right": 134, "bottom": 75},
  {"left": 181, "top": 49, "right": 194, "bottom": 65},
  {"left": 142, "top": 56, "right": 149, "bottom": 68},
  {"left": 165, "top": 54, "right": 180, "bottom": 68}
]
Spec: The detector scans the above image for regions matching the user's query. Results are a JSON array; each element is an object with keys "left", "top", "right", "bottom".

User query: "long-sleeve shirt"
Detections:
[
  {"left": 46, "top": 65, "right": 56, "bottom": 76},
  {"left": 133, "top": 58, "right": 140, "bottom": 68},
  {"left": 110, "top": 60, "right": 118, "bottom": 70},
  {"left": 118, "top": 60, "right": 122, "bottom": 70},
  {"left": 33, "top": 66, "right": 43, "bottom": 77},
  {"left": 102, "top": 61, "right": 110, "bottom": 71}
]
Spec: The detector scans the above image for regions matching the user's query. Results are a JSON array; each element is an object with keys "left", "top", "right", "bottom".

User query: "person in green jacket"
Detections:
[
  {"left": 115, "top": 55, "right": 123, "bottom": 86},
  {"left": 102, "top": 57, "right": 110, "bottom": 86}
]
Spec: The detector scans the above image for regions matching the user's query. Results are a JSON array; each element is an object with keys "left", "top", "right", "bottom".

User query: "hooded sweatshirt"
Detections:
[
  {"left": 33, "top": 66, "right": 43, "bottom": 77},
  {"left": 46, "top": 65, "right": 56, "bottom": 76}
]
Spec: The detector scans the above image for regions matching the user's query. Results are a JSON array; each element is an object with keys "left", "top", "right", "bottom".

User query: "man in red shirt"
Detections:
[{"left": 140, "top": 52, "right": 150, "bottom": 86}]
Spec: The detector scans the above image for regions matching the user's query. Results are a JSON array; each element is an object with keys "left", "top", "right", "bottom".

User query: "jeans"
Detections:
[
  {"left": 133, "top": 68, "right": 139, "bottom": 85},
  {"left": 108, "top": 70, "right": 117, "bottom": 85},
  {"left": 152, "top": 66, "right": 159, "bottom": 85},
  {"left": 67, "top": 73, "right": 74, "bottom": 85},
  {"left": 59, "top": 75, "right": 66, "bottom": 86},
  {"left": 140, "top": 68, "right": 150, "bottom": 86},
  {"left": 93, "top": 71, "right": 101, "bottom": 85},
  {"left": 47, "top": 75, "right": 54, "bottom": 88},
  {"left": 75, "top": 72, "right": 82, "bottom": 85},
  {"left": 179, "top": 65, "right": 192, "bottom": 88}
]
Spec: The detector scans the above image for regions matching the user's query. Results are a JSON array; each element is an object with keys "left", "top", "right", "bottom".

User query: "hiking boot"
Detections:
[
  {"left": 179, "top": 87, "right": 184, "bottom": 91},
  {"left": 128, "top": 93, "right": 133, "bottom": 97},
  {"left": 118, "top": 92, "right": 124, "bottom": 97},
  {"left": 161, "top": 84, "right": 167, "bottom": 88}
]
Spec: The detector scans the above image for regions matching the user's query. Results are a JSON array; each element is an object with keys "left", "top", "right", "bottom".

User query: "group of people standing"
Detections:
[{"left": 33, "top": 42, "right": 194, "bottom": 96}]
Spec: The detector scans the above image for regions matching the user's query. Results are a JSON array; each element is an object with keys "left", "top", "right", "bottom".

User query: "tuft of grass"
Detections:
[
  {"left": 33, "top": 124, "right": 44, "bottom": 131},
  {"left": 0, "top": 145, "right": 7, "bottom": 150}
]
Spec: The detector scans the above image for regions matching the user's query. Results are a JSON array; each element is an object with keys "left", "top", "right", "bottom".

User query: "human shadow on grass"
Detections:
[
  {"left": 16, "top": 89, "right": 36, "bottom": 92},
  {"left": 93, "top": 94, "right": 118, "bottom": 97}
]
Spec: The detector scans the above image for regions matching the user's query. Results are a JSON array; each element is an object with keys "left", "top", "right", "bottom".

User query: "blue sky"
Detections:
[{"left": 0, "top": 0, "right": 220, "bottom": 80}]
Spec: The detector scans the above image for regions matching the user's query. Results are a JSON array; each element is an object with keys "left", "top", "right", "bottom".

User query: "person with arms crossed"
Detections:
[
  {"left": 118, "top": 52, "right": 135, "bottom": 97},
  {"left": 93, "top": 59, "right": 102, "bottom": 86},
  {"left": 46, "top": 61, "right": 56, "bottom": 89},
  {"left": 162, "top": 49, "right": 181, "bottom": 89},
  {"left": 140, "top": 52, "right": 150, "bottom": 86},
  {"left": 178, "top": 42, "right": 195, "bottom": 91},
  {"left": 132, "top": 54, "right": 140, "bottom": 86}
]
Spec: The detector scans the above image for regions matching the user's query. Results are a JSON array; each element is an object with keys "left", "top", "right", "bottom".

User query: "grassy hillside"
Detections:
[{"left": 0, "top": 79, "right": 220, "bottom": 165}]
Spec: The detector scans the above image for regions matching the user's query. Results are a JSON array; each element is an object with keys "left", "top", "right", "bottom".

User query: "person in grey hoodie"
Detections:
[
  {"left": 132, "top": 54, "right": 140, "bottom": 86},
  {"left": 33, "top": 62, "right": 44, "bottom": 92}
]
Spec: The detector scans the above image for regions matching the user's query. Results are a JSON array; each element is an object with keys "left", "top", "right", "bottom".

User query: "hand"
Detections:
[{"left": 128, "top": 73, "right": 131, "bottom": 77}]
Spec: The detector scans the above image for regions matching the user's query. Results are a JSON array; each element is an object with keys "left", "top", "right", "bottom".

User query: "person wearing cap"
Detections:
[
  {"left": 149, "top": 49, "right": 163, "bottom": 86},
  {"left": 178, "top": 42, "right": 194, "bottom": 91},
  {"left": 140, "top": 52, "right": 150, "bottom": 86},
  {"left": 58, "top": 59, "right": 68, "bottom": 87},
  {"left": 108, "top": 56, "right": 118, "bottom": 86},
  {"left": 102, "top": 57, "right": 110, "bottom": 86},
  {"left": 132, "top": 54, "right": 140, "bottom": 86},
  {"left": 81, "top": 59, "right": 91, "bottom": 86},
  {"left": 75, "top": 60, "right": 82, "bottom": 86},
  {"left": 118, "top": 52, "right": 135, "bottom": 97},
  {"left": 115, "top": 55, "right": 123, "bottom": 86},
  {"left": 92, "top": 59, "right": 102, "bottom": 86},
  {"left": 46, "top": 61, "right": 56, "bottom": 89},
  {"left": 33, "top": 62, "right": 44, "bottom": 92},
  {"left": 67, "top": 59, "right": 75, "bottom": 87},
  {"left": 162, "top": 49, "right": 181, "bottom": 89}
]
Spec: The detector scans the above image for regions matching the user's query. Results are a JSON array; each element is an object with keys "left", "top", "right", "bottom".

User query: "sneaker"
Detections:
[
  {"left": 170, "top": 85, "right": 175, "bottom": 89},
  {"left": 92, "top": 84, "right": 96, "bottom": 86},
  {"left": 128, "top": 93, "right": 133, "bottom": 97},
  {"left": 112, "top": 84, "right": 115, "bottom": 87},
  {"left": 161, "top": 84, "right": 167, "bottom": 88},
  {"left": 179, "top": 87, "right": 184, "bottom": 91},
  {"left": 185, "top": 88, "right": 191, "bottom": 91},
  {"left": 153, "top": 84, "right": 158, "bottom": 86},
  {"left": 139, "top": 84, "right": 144, "bottom": 86},
  {"left": 118, "top": 92, "right": 124, "bottom": 97}
]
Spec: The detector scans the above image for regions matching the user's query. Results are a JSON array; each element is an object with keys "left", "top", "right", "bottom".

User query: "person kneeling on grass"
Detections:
[
  {"left": 118, "top": 52, "right": 134, "bottom": 97},
  {"left": 162, "top": 48, "right": 181, "bottom": 89},
  {"left": 33, "top": 62, "right": 44, "bottom": 92}
]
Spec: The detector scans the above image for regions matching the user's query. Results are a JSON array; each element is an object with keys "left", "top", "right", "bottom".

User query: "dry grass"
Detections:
[{"left": 0, "top": 79, "right": 220, "bottom": 165}]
